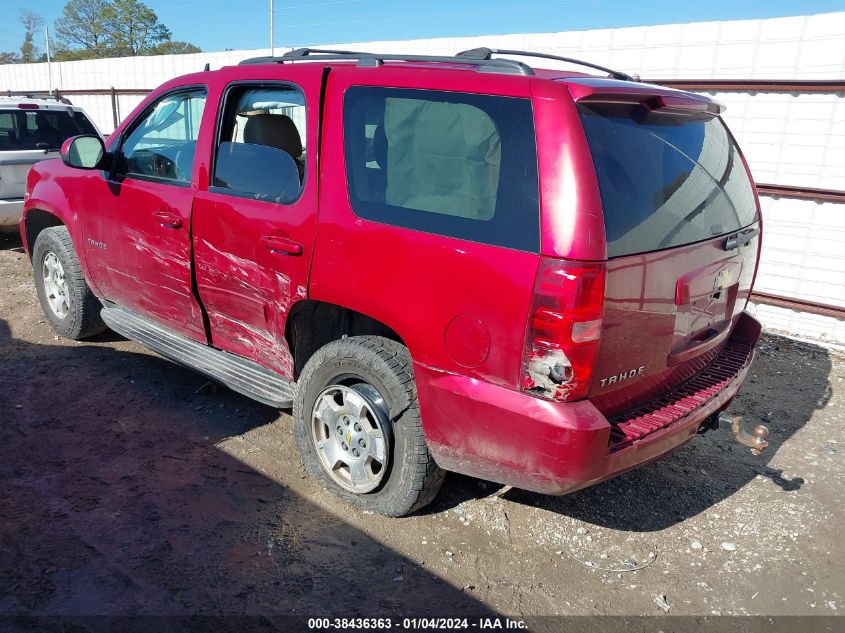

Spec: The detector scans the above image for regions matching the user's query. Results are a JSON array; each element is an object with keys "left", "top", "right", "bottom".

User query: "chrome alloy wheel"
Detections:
[
  {"left": 311, "top": 384, "right": 390, "bottom": 493},
  {"left": 42, "top": 252, "right": 70, "bottom": 319}
]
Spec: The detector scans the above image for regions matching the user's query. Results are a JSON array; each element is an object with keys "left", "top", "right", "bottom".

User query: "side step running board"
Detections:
[{"left": 101, "top": 305, "right": 295, "bottom": 408}]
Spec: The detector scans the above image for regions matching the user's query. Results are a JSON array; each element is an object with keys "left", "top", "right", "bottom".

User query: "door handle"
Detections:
[
  {"left": 260, "top": 235, "right": 303, "bottom": 256},
  {"left": 152, "top": 210, "right": 182, "bottom": 229}
]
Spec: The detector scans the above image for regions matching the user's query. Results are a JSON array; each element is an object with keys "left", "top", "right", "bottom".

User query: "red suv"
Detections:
[{"left": 20, "top": 48, "right": 763, "bottom": 516}]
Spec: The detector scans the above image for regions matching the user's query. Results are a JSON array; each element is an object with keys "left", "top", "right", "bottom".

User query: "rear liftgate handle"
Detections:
[
  {"left": 724, "top": 226, "right": 760, "bottom": 251},
  {"left": 260, "top": 235, "right": 303, "bottom": 256}
]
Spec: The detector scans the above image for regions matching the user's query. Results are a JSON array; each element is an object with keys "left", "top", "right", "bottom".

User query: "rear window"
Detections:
[
  {"left": 0, "top": 108, "right": 98, "bottom": 151},
  {"left": 579, "top": 103, "right": 758, "bottom": 258},
  {"left": 344, "top": 87, "right": 540, "bottom": 252}
]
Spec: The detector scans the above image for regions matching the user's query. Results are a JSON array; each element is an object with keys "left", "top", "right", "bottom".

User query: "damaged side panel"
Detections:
[
  {"left": 80, "top": 175, "right": 207, "bottom": 342},
  {"left": 190, "top": 194, "right": 316, "bottom": 381},
  {"left": 193, "top": 236, "right": 302, "bottom": 377},
  {"left": 187, "top": 70, "right": 322, "bottom": 381}
]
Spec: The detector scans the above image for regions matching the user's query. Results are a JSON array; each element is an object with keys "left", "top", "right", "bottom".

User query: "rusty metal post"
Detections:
[{"left": 110, "top": 87, "right": 118, "bottom": 131}]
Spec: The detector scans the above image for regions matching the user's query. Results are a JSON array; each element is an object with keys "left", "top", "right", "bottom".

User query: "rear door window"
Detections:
[
  {"left": 344, "top": 87, "right": 540, "bottom": 252},
  {"left": 579, "top": 103, "right": 758, "bottom": 258},
  {"left": 211, "top": 84, "right": 305, "bottom": 203}
]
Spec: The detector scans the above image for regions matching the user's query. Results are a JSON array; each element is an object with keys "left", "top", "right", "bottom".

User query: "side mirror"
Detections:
[{"left": 61, "top": 135, "right": 106, "bottom": 170}]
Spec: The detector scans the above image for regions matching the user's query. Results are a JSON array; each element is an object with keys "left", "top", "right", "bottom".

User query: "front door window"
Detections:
[{"left": 118, "top": 89, "right": 207, "bottom": 185}]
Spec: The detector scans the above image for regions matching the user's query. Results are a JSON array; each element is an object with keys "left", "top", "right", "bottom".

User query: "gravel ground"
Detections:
[{"left": 1, "top": 230, "right": 843, "bottom": 623}]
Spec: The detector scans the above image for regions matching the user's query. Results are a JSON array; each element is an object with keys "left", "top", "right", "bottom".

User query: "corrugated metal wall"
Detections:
[{"left": 1, "top": 12, "right": 843, "bottom": 343}]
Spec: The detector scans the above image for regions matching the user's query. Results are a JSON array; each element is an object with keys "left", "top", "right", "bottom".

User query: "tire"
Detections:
[
  {"left": 32, "top": 226, "right": 106, "bottom": 340},
  {"left": 293, "top": 336, "right": 444, "bottom": 517}
]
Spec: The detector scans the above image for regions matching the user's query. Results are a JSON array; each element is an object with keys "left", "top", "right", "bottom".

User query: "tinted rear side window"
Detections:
[
  {"left": 579, "top": 103, "right": 758, "bottom": 258},
  {"left": 71, "top": 110, "right": 98, "bottom": 136},
  {"left": 0, "top": 108, "right": 98, "bottom": 151},
  {"left": 344, "top": 87, "right": 540, "bottom": 252}
]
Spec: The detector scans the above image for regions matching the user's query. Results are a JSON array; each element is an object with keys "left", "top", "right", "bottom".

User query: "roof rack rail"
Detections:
[
  {"left": 239, "top": 47, "right": 534, "bottom": 76},
  {"left": 456, "top": 47, "right": 635, "bottom": 81},
  {"left": 284, "top": 47, "right": 370, "bottom": 57},
  {"left": 3, "top": 90, "right": 73, "bottom": 105}
]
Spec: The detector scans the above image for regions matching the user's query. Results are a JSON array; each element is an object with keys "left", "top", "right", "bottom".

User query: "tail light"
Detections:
[{"left": 521, "top": 257, "right": 605, "bottom": 402}]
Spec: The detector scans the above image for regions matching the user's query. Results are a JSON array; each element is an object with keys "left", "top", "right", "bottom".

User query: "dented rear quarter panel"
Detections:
[{"left": 310, "top": 65, "right": 543, "bottom": 390}]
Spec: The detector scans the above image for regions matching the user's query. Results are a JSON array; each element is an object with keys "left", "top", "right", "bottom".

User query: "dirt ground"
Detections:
[{"left": 1, "top": 230, "right": 843, "bottom": 625}]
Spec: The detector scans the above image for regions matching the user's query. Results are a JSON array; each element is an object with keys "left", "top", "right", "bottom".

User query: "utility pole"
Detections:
[
  {"left": 269, "top": 0, "right": 275, "bottom": 56},
  {"left": 45, "top": 26, "right": 54, "bottom": 97}
]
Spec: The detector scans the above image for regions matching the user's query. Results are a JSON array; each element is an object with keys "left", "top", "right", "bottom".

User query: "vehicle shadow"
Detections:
[
  {"left": 0, "top": 230, "right": 25, "bottom": 252},
  {"left": 430, "top": 334, "right": 832, "bottom": 532},
  {"left": 0, "top": 318, "right": 494, "bottom": 620}
]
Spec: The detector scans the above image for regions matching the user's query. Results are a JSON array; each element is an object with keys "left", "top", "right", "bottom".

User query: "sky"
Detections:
[{"left": 1, "top": 0, "right": 844, "bottom": 55}]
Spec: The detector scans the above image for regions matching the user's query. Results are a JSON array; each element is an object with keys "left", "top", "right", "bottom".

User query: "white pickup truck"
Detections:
[{"left": 0, "top": 95, "right": 101, "bottom": 230}]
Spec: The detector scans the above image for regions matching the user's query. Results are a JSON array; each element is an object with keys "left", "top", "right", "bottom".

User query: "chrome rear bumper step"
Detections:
[{"left": 101, "top": 305, "right": 294, "bottom": 408}]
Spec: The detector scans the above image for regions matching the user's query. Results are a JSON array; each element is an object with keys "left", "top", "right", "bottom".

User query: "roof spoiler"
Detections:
[
  {"left": 578, "top": 92, "right": 725, "bottom": 115},
  {"left": 644, "top": 95, "right": 725, "bottom": 115}
]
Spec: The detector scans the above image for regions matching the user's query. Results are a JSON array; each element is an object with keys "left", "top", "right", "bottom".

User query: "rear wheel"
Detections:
[
  {"left": 293, "top": 336, "right": 444, "bottom": 517},
  {"left": 32, "top": 226, "right": 106, "bottom": 340}
]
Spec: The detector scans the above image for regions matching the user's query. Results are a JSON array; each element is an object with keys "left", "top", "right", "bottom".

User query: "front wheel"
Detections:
[
  {"left": 293, "top": 336, "right": 444, "bottom": 517},
  {"left": 32, "top": 226, "right": 106, "bottom": 340}
]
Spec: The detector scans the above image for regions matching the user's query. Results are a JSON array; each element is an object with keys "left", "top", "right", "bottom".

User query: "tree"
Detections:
[
  {"left": 19, "top": 11, "right": 44, "bottom": 63},
  {"left": 51, "top": 0, "right": 200, "bottom": 59},
  {"left": 55, "top": 0, "right": 111, "bottom": 57},
  {"left": 0, "top": 52, "right": 20, "bottom": 64},
  {"left": 152, "top": 41, "right": 202, "bottom": 55},
  {"left": 102, "top": 0, "right": 172, "bottom": 56}
]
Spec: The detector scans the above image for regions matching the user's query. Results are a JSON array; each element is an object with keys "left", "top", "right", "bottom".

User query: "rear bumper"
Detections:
[
  {"left": 0, "top": 198, "right": 24, "bottom": 227},
  {"left": 417, "top": 312, "right": 761, "bottom": 495}
]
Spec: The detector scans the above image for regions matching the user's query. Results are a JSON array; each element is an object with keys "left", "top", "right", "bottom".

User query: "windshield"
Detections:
[
  {"left": 0, "top": 108, "right": 99, "bottom": 151},
  {"left": 578, "top": 103, "right": 758, "bottom": 258}
]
